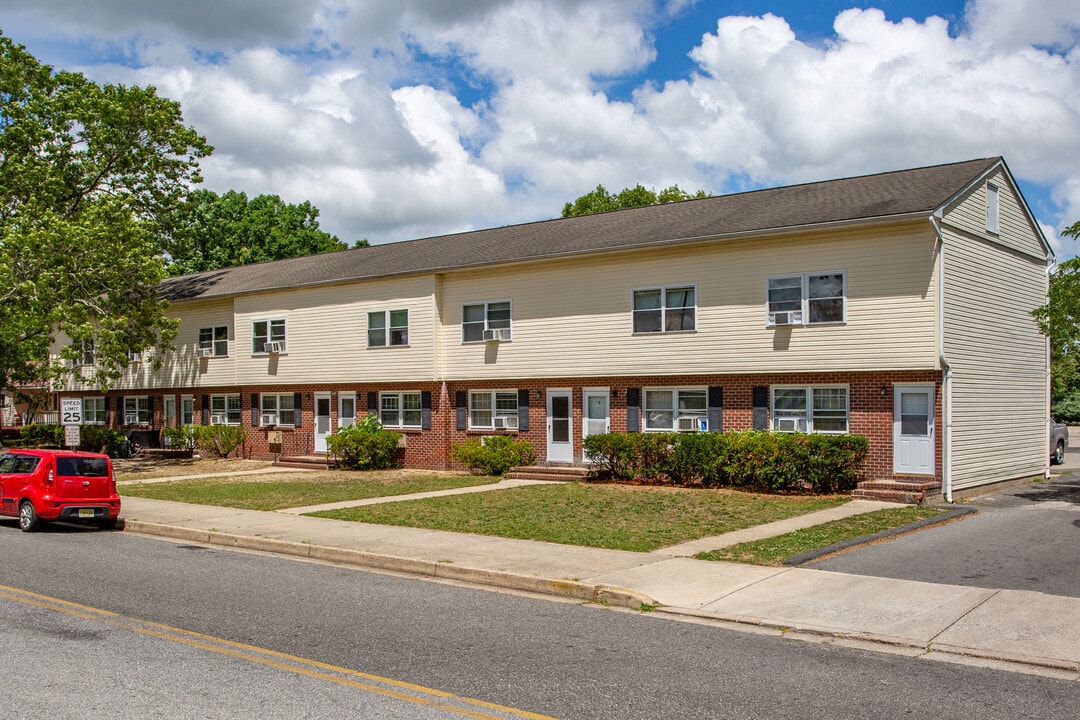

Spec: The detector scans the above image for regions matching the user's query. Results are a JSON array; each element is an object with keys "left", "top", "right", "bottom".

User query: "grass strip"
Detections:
[
  {"left": 121, "top": 473, "right": 497, "bottom": 511},
  {"left": 694, "top": 506, "right": 948, "bottom": 566},
  {"left": 309, "top": 483, "right": 849, "bottom": 552}
]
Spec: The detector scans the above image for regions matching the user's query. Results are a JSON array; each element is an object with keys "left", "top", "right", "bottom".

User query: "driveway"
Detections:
[{"left": 808, "top": 451, "right": 1080, "bottom": 598}]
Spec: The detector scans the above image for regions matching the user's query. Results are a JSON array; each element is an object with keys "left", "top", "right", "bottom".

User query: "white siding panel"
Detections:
[
  {"left": 941, "top": 169, "right": 1046, "bottom": 259},
  {"left": 439, "top": 225, "right": 940, "bottom": 381}
]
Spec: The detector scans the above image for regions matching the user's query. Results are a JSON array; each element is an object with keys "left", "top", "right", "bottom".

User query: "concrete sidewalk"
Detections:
[{"left": 118, "top": 487, "right": 1080, "bottom": 681}]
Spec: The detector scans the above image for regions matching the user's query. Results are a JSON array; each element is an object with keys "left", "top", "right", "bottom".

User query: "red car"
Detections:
[{"left": 0, "top": 449, "right": 122, "bottom": 532}]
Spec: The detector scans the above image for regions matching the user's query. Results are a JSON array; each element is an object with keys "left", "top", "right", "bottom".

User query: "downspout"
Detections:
[
  {"left": 1044, "top": 258, "right": 1055, "bottom": 480},
  {"left": 931, "top": 216, "right": 953, "bottom": 502}
]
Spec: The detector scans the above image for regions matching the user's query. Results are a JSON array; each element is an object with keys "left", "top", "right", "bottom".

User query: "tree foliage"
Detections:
[
  {"left": 165, "top": 190, "right": 358, "bottom": 275},
  {"left": 562, "top": 183, "right": 708, "bottom": 218},
  {"left": 0, "top": 32, "right": 211, "bottom": 393},
  {"left": 1032, "top": 221, "right": 1080, "bottom": 409}
]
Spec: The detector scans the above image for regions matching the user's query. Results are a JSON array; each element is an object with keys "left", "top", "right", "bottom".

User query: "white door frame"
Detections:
[
  {"left": 893, "top": 385, "right": 935, "bottom": 475},
  {"left": 582, "top": 389, "right": 610, "bottom": 441},
  {"left": 338, "top": 391, "right": 356, "bottom": 430},
  {"left": 314, "top": 392, "right": 332, "bottom": 453},
  {"left": 546, "top": 389, "right": 574, "bottom": 463}
]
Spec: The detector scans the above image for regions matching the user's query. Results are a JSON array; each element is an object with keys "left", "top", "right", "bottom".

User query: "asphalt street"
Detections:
[{"left": 809, "top": 453, "right": 1080, "bottom": 597}]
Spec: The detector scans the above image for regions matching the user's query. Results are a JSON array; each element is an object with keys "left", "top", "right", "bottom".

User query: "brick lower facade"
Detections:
[{"left": 61, "top": 369, "right": 942, "bottom": 481}]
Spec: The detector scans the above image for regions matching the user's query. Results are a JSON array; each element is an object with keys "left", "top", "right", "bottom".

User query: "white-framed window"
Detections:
[
  {"left": 368, "top": 309, "right": 409, "bottom": 347},
  {"left": 126, "top": 349, "right": 143, "bottom": 364},
  {"left": 771, "top": 386, "right": 849, "bottom": 434},
  {"left": 199, "top": 325, "right": 230, "bottom": 356},
  {"left": 986, "top": 182, "right": 1000, "bottom": 234},
  {"left": 643, "top": 388, "right": 706, "bottom": 431},
  {"left": 181, "top": 395, "right": 194, "bottom": 426},
  {"left": 469, "top": 390, "right": 518, "bottom": 429},
  {"left": 72, "top": 340, "right": 95, "bottom": 366},
  {"left": 632, "top": 285, "right": 696, "bottom": 333},
  {"left": 339, "top": 392, "right": 356, "bottom": 429},
  {"left": 252, "top": 319, "right": 286, "bottom": 354},
  {"left": 210, "top": 394, "right": 242, "bottom": 425},
  {"left": 380, "top": 391, "right": 423, "bottom": 429},
  {"left": 261, "top": 393, "right": 296, "bottom": 426},
  {"left": 766, "top": 272, "right": 845, "bottom": 326},
  {"left": 124, "top": 396, "right": 150, "bottom": 425},
  {"left": 462, "top": 301, "right": 511, "bottom": 343},
  {"left": 82, "top": 397, "right": 107, "bottom": 425}
]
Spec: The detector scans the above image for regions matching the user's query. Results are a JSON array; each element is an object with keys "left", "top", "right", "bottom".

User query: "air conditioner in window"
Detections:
[
  {"left": 261, "top": 413, "right": 278, "bottom": 426},
  {"left": 494, "top": 415, "right": 519, "bottom": 430},
  {"left": 210, "top": 414, "right": 227, "bottom": 425},
  {"left": 677, "top": 416, "right": 706, "bottom": 432},
  {"left": 483, "top": 328, "right": 511, "bottom": 342},
  {"left": 264, "top": 341, "right": 285, "bottom": 354},
  {"left": 769, "top": 311, "right": 802, "bottom": 326},
  {"left": 775, "top": 417, "right": 807, "bottom": 432},
  {"left": 197, "top": 348, "right": 213, "bottom": 358},
  {"left": 124, "top": 414, "right": 138, "bottom": 425}
]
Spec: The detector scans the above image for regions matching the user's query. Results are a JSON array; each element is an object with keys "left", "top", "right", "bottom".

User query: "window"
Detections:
[
  {"left": 632, "top": 286, "right": 696, "bottom": 333},
  {"left": 368, "top": 310, "right": 409, "bottom": 347},
  {"left": 210, "top": 394, "right": 242, "bottom": 425},
  {"left": 82, "top": 397, "right": 107, "bottom": 425},
  {"left": 252, "top": 319, "right": 286, "bottom": 354},
  {"left": 126, "top": 349, "right": 143, "bottom": 364},
  {"left": 380, "top": 392, "right": 422, "bottom": 429},
  {"left": 469, "top": 390, "right": 518, "bottom": 429},
  {"left": 771, "top": 386, "right": 849, "bottom": 433},
  {"left": 462, "top": 301, "right": 511, "bottom": 342},
  {"left": 986, "top": 182, "right": 1000, "bottom": 234},
  {"left": 261, "top": 394, "right": 296, "bottom": 426},
  {"left": 72, "top": 340, "right": 94, "bottom": 366},
  {"left": 181, "top": 395, "right": 194, "bottom": 426},
  {"left": 767, "top": 272, "right": 845, "bottom": 325},
  {"left": 199, "top": 325, "right": 230, "bottom": 356},
  {"left": 643, "top": 388, "right": 706, "bottom": 431},
  {"left": 124, "top": 396, "right": 150, "bottom": 425}
]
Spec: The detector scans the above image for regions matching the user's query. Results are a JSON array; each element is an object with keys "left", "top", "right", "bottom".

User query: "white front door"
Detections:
[
  {"left": 338, "top": 392, "right": 356, "bottom": 429},
  {"left": 314, "top": 393, "right": 332, "bottom": 453},
  {"left": 547, "top": 389, "right": 574, "bottom": 463},
  {"left": 894, "top": 386, "right": 934, "bottom": 474},
  {"left": 582, "top": 390, "right": 610, "bottom": 440}
]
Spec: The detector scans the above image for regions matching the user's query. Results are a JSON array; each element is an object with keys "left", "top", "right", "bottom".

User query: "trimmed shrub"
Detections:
[
  {"left": 451, "top": 435, "right": 535, "bottom": 475},
  {"left": 583, "top": 432, "right": 637, "bottom": 479},
  {"left": 79, "top": 425, "right": 126, "bottom": 453},
  {"left": 666, "top": 431, "right": 727, "bottom": 485},
  {"left": 193, "top": 424, "right": 247, "bottom": 459},
  {"left": 326, "top": 416, "right": 401, "bottom": 470},
  {"left": 162, "top": 425, "right": 198, "bottom": 453},
  {"left": 19, "top": 423, "right": 63, "bottom": 447}
]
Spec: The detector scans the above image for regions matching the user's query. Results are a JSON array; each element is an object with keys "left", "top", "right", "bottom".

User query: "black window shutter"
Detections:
[
  {"left": 147, "top": 396, "right": 155, "bottom": 425},
  {"left": 626, "top": 388, "right": 640, "bottom": 433},
  {"left": 421, "top": 391, "right": 432, "bottom": 430},
  {"left": 707, "top": 386, "right": 723, "bottom": 433},
  {"left": 752, "top": 386, "right": 768, "bottom": 431},
  {"left": 455, "top": 390, "right": 467, "bottom": 431},
  {"left": 251, "top": 393, "right": 259, "bottom": 426},
  {"left": 116, "top": 397, "right": 124, "bottom": 424},
  {"left": 293, "top": 392, "right": 302, "bottom": 427},
  {"left": 201, "top": 395, "right": 209, "bottom": 425},
  {"left": 367, "top": 391, "right": 378, "bottom": 416},
  {"left": 105, "top": 398, "right": 111, "bottom": 426},
  {"left": 517, "top": 389, "right": 529, "bottom": 432}
]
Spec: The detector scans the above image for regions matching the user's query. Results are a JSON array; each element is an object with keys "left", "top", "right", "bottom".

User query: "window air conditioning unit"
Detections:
[
  {"left": 197, "top": 347, "right": 213, "bottom": 358},
  {"left": 483, "top": 328, "right": 511, "bottom": 342},
  {"left": 124, "top": 414, "right": 139, "bottom": 425},
  {"left": 261, "top": 413, "right": 278, "bottom": 426},
  {"left": 494, "top": 415, "right": 519, "bottom": 430},
  {"left": 769, "top": 311, "right": 802, "bottom": 326},
  {"left": 677, "top": 416, "right": 706, "bottom": 432},
  {"left": 264, "top": 341, "right": 285, "bottom": 354},
  {"left": 210, "top": 414, "right": 227, "bottom": 425},
  {"left": 775, "top": 417, "right": 806, "bottom": 432}
]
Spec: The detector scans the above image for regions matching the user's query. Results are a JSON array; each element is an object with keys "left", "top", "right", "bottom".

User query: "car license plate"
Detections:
[{"left": 78, "top": 508, "right": 95, "bottom": 518}]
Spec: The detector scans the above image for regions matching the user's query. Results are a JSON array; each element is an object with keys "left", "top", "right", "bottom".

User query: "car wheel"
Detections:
[
  {"left": 96, "top": 517, "right": 118, "bottom": 531},
  {"left": 19, "top": 501, "right": 40, "bottom": 532},
  {"left": 1053, "top": 441, "right": 1065, "bottom": 465}
]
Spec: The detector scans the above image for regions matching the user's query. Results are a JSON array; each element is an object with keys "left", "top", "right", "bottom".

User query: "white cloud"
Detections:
[{"left": 967, "top": 0, "right": 1080, "bottom": 50}]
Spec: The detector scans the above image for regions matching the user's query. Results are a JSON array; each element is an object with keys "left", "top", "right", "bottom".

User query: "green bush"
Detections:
[
  {"left": 193, "top": 424, "right": 247, "bottom": 459},
  {"left": 79, "top": 425, "right": 126, "bottom": 453},
  {"left": 451, "top": 435, "right": 535, "bottom": 475},
  {"left": 1052, "top": 391, "right": 1080, "bottom": 424},
  {"left": 162, "top": 425, "right": 198, "bottom": 452},
  {"left": 19, "top": 423, "right": 63, "bottom": 447},
  {"left": 666, "top": 431, "right": 727, "bottom": 485},
  {"left": 582, "top": 432, "right": 637, "bottom": 479},
  {"left": 326, "top": 416, "right": 401, "bottom": 470}
]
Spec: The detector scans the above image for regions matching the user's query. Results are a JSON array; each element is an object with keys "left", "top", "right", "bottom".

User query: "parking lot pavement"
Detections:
[{"left": 807, "top": 459, "right": 1080, "bottom": 598}]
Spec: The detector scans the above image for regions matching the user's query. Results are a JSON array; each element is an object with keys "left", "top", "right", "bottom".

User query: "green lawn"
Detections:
[
  {"left": 695, "top": 506, "right": 949, "bottom": 565},
  {"left": 309, "top": 483, "right": 850, "bottom": 552},
  {"left": 121, "top": 472, "right": 498, "bottom": 511}
]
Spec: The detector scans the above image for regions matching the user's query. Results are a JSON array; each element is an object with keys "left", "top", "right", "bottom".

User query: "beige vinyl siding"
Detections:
[
  {"left": 943, "top": 226, "right": 1048, "bottom": 489},
  {"left": 438, "top": 223, "right": 940, "bottom": 381},
  {"left": 232, "top": 274, "right": 436, "bottom": 385},
  {"left": 941, "top": 168, "right": 1046, "bottom": 260}
]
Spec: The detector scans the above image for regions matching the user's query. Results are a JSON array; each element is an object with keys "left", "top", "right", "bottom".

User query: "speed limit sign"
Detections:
[{"left": 61, "top": 397, "right": 83, "bottom": 425}]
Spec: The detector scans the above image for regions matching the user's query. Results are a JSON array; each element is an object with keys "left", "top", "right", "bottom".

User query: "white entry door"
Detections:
[
  {"left": 314, "top": 392, "right": 332, "bottom": 453},
  {"left": 582, "top": 390, "right": 610, "bottom": 440},
  {"left": 547, "top": 389, "right": 574, "bottom": 463},
  {"left": 894, "top": 386, "right": 934, "bottom": 474}
]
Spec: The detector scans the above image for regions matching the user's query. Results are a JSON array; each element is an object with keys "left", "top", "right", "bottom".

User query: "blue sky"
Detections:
[{"left": 1, "top": 1, "right": 1078, "bottom": 253}]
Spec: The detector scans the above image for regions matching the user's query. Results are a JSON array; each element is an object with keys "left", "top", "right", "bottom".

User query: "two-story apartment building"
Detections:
[{"left": 56, "top": 157, "right": 1052, "bottom": 498}]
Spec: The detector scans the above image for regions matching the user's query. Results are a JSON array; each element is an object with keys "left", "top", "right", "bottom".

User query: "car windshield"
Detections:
[{"left": 55, "top": 457, "right": 109, "bottom": 477}]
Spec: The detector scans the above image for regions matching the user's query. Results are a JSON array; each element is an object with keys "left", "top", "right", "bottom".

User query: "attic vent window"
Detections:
[{"left": 986, "top": 182, "right": 1000, "bottom": 235}]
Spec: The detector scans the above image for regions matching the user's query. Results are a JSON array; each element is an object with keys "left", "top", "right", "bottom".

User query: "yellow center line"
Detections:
[{"left": 0, "top": 584, "right": 558, "bottom": 720}]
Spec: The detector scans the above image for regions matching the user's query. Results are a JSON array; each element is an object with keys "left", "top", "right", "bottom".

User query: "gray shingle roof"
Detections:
[{"left": 160, "top": 157, "right": 1001, "bottom": 302}]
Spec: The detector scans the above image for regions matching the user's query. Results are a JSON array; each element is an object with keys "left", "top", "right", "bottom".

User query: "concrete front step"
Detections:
[
  {"left": 853, "top": 478, "right": 943, "bottom": 506},
  {"left": 503, "top": 465, "right": 592, "bottom": 481},
  {"left": 274, "top": 455, "right": 330, "bottom": 470}
]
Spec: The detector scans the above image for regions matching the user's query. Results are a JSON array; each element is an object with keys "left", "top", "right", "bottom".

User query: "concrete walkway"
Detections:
[{"left": 116, "top": 471, "right": 1080, "bottom": 681}]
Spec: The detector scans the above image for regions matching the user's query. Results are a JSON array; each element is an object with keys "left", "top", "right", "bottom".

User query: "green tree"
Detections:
[
  {"left": 1032, "top": 221, "right": 1080, "bottom": 411},
  {"left": 562, "top": 183, "right": 708, "bottom": 218},
  {"left": 165, "top": 190, "right": 360, "bottom": 275},
  {"left": 0, "top": 32, "right": 211, "bottom": 393}
]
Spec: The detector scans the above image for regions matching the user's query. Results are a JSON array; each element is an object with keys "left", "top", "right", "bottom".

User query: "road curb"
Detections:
[{"left": 123, "top": 520, "right": 655, "bottom": 610}]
